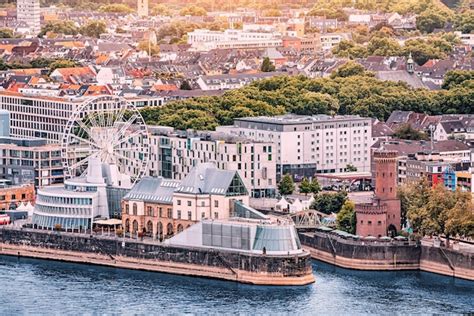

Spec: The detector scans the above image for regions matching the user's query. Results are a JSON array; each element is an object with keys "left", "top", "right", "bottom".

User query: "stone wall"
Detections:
[
  {"left": 299, "top": 231, "right": 420, "bottom": 270},
  {"left": 300, "top": 231, "right": 474, "bottom": 280},
  {"left": 0, "top": 228, "right": 314, "bottom": 285}
]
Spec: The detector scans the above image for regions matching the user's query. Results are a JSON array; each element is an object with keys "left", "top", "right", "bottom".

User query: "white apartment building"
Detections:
[
  {"left": 143, "top": 127, "right": 277, "bottom": 198},
  {"left": 16, "top": 0, "right": 41, "bottom": 35},
  {"left": 187, "top": 29, "right": 282, "bottom": 51},
  {"left": 217, "top": 114, "right": 372, "bottom": 180}
]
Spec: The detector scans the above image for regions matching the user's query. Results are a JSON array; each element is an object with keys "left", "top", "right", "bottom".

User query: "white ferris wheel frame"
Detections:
[{"left": 61, "top": 95, "right": 150, "bottom": 185}]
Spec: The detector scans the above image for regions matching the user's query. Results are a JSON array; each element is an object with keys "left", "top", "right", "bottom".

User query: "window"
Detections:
[
  {"left": 214, "top": 212, "right": 219, "bottom": 219},
  {"left": 147, "top": 206, "right": 153, "bottom": 216},
  {"left": 159, "top": 207, "right": 163, "bottom": 217},
  {"left": 368, "top": 221, "right": 372, "bottom": 225},
  {"left": 167, "top": 208, "right": 172, "bottom": 218},
  {"left": 214, "top": 200, "right": 219, "bottom": 207},
  {"left": 125, "top": 204, "right": 129, "bottom": 214},
  {"left": 177, "top": 200, "right": 181, "bottom": 206},
  {"left": 132, "top": 203, "right": 137, "bottom": 215},
  {"left": 201, "top": 212, "right": 205, "bottom": 219},
  {"left": 188, "top": 211, "right": 192, "bottom": 220},
  {"left": 177, "top": 210, "right": 181, "bottom": 219}
]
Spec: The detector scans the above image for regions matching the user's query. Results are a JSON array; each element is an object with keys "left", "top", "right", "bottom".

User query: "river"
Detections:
[{"left": 0, "top": 255, "right": 472, "bottom": 314}]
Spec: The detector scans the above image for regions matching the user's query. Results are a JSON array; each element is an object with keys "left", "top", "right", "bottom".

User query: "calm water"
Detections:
[{"left": 0, "top": 255, "right": 472, "bottom": 315}]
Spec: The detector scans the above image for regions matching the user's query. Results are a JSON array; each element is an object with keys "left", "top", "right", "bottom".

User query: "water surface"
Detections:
[{"left": 0, "top": 256, "right": 472, "bottom": 314}]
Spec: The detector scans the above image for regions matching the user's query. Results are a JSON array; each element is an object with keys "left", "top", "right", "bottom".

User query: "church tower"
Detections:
[
  {"left": 137, "top": 0, "right": 149, "bottom": 17},
  {"left": 407, "top": 52, "right": 414, "bottom": 74}
]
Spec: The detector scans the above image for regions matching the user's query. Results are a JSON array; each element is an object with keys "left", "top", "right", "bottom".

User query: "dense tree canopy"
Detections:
[
  {"left": 442, "top": 70, "right": 474, "bottom": 90},
  {"left": 399, "top": 179, "right": 474, "bottom": 238},
  {"left": 140, "top": 73, "right": 474, "bottom": 130},
  {"left": 416, "top": 10, "right": 448, "bottom": 33},
  {"left": 79, "top": 20, "right": 107, "bottom": 38},
  {"left": 454, "top": 10, "right": 474, "bottom": 33},
  {"left": 311, "top": 191, "right": 348, "bottom": 215},
  {"left": 179, "top": 5, "right": 207, "bottom": 16},
  {"left": 0, "top": 28, "right": 14, "bottom": 38},
  {"left": 151, "top": 4, "right": 172, "bottom": 16},
  {"left": 39, "top": 21, "right": 79, "bottom": 37},
  {"left": 98, "top": 4, "right": 134, "bottom": 14}
]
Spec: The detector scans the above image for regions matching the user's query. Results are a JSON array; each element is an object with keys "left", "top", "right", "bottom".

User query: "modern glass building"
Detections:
[
  {"left": 32, "top": 158, "right": 131, "bottom": 230},
  {"left": 166, "top": 201, "right": 303, "bottom": 255}
]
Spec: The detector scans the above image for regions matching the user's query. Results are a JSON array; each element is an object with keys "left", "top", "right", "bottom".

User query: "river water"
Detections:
[{"left": 0, "top": 255, "right": 472, "bottom": 314}]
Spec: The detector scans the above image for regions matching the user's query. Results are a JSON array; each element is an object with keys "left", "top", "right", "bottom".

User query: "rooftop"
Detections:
[{"left": 235, "top": 114, "right": 368, "bottom": 125}]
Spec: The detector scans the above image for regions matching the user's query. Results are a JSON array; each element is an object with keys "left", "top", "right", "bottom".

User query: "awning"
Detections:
[{"left": 94, "top": 218, "right": 122, "bottom": 226}]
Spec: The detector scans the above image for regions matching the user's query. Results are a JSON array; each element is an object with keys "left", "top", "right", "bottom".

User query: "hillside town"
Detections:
[{"left": 0, "top": 0, "right": 473, "bottom": 304}]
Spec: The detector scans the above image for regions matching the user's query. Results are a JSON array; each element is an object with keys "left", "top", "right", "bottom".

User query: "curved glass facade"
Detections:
[
  {"left": 252, "top": 226, "right": 300, "bottom": 252},
  {"left": 32, "top": 179, "right": 99, "bottom": 230},
  {"left": 33, "top": 214, "right": 90, "bottom": 230}
]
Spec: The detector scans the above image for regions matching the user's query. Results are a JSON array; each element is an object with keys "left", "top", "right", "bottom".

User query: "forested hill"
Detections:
[{"left": 139, "top": 70, "right": 474, "bottom": 131}]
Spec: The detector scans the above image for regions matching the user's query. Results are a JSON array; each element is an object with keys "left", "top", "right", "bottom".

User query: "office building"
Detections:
[
  {"left": 0, "top": 137, "right": 63, "bottom": 187},
  {"left": 217, "top": 114, "right": 372, "bottom": 180}
]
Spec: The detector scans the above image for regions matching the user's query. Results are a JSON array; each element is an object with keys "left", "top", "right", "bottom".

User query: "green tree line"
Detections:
[{"left": 140, "top": 71, "right": 474, "bottom": 130}]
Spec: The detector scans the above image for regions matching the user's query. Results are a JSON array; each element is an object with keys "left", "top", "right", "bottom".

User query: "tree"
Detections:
[
  {"left": 307, "top": 8, "right": 348, "bottom": 21},
  {"left": 180, "top": 80, "right": 192, "bottom": 90},
  {"left": 367, "top": 36, "right": 401, "bottom": 56},
  {"left": 416, "top": 10, "right": 447, "bottom": 33},
  {"left": 454, "top": 10, "right": 474, "bottom": 33},
  {"left": 346, "top": 164, "right": 357, "bottom": 172},
  {"left": 0, "top": 28, "right": 14, "bottom": 38},
  {"left": 261, "top": 57, "right": 275, "bottom": 72},
  {"left": 311, "top": 191, "right": 347, "bottom": 215},
  {"left": 299, "top": 177, "right": 311, "bottom": 195},
  {"left": 98, "top": 4, "right": 134, "bottom": 14},
  {"left": 402, "top": 179, "right": 474, "bottom": 239},
  {"left": 278, "top": 174, "right": 295, "bottom": 195},
  {"left": 263, "top": 8, "right": 282, "bottom": 17},
  {"left": 48, "top": 59, "right": 78, "bottom": 74},
  {"left": 310, "top": 178, "right": 321, "bottom": 195},
  {"left": 393, "top": 123, "right": 429, "bottom": 140},
  {"left": 442, "top": 70, "right": 474, "bottom": 90},
  {"left": 332, "top": 40, "right": 367, "bottom": 58},
  {"left": 336, "top": 201, "right": 356, "bottom": 234},
  {"left": 39, "top": 21, "right": 79, "bottom": 37},
  {"left": 330, "top": 61, "right": 367, "bottom": 78},
  {"left": 152, "top": 4, "right": 172, "bottom": 16},
  {"left": 137, "top": 40, "right": 160, "bottom": 57},
  {"left": 80, "top": 20, "right": 106, "bottom": 38},
  {"left": 402, "top": 38, "right": 447, "bottom": 65},
  {"left": 179, "top": 5, "right": 207, "bottom": 16}
]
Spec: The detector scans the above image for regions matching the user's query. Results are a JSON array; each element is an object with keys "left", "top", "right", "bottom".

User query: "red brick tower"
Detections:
[{"left": 356, "top": 150, "right": 401, "bottom": 237}]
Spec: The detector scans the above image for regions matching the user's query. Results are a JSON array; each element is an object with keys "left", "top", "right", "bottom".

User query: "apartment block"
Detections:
[
  {"left": 16, "top": 0, "right": 41, "bottom": 35},
  {"left": 144, "top": 127, "right": 277, "bottom": 198}
]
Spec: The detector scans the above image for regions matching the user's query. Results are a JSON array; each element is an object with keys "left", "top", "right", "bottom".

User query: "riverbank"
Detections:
[
  {"left": 0, "top": 227, "right": 315, "bottom": 286},
  {"left": 299, "top": 231, "right": 474, "bottom": 281}
]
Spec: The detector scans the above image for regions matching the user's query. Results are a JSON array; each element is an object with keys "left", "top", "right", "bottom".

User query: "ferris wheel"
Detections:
[{"left": 61, "top": 95, "right": 149, "bottom": 185}]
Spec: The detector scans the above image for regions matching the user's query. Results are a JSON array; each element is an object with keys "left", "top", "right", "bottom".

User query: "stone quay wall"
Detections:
[
  {"left": 0, "top": 228, "right": 315, "bottom": 286},
  {"left": 300, "top": 231, "right": 473, "bottom": 281}
]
